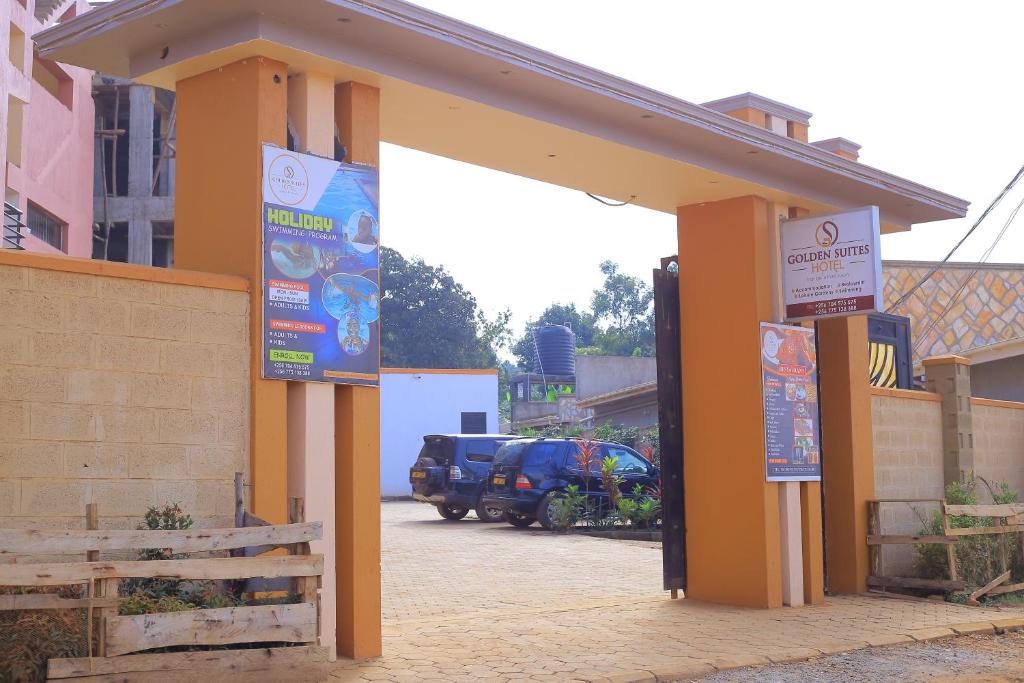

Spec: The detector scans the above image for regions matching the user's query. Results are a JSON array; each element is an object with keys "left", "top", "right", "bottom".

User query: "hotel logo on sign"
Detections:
[
  {"left": 780, "top": 206, "right": 882, "bottom": 321},
  {"left": 267, "top": 154, "right": 310, "bottom": 206}
]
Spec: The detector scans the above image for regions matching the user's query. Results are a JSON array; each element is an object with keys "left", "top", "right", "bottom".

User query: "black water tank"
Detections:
[{"left": 532, "top": 325, "right": 576, "bottom": 376}]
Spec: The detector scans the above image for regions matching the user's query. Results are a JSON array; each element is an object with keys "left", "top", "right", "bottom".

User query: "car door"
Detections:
[{"left": 561, "top": 440, "right": 607, "bottom": 515}]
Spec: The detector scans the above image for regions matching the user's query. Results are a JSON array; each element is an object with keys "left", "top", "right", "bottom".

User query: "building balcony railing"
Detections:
[{"left": 2, "top": 202, "right": 27, "bottom": 250}]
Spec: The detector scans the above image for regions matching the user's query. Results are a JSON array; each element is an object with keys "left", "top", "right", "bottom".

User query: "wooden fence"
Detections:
[
  {"left": 0, "top": 488, "right": 325, "bottom": 680},
  {"left": 867, "top": 498, "right": 1024, "bottom": 602}
]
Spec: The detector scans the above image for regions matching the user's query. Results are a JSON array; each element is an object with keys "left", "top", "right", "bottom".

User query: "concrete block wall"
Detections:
[
  {"left": 0, "top": 252, "right": 250, "bottom": 552},
  {"left": 972, "top": 400, "right": 1024, "bottom": 497},
  {"left": 870, "top": 388, "right": 945, "bottom": 575},
  {"left": 870, "top": 388, "right": 1024, "bottom": 576}
]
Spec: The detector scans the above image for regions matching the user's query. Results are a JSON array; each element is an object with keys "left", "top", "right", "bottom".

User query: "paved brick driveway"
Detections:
[{"left": 322, "top": 502, "right": 1024, "bottom": 682}]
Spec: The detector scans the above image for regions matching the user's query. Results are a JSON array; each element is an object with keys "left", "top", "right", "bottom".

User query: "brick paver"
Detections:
[{"left": 322, "top": 502, "right": 1024, "bottom": 682}]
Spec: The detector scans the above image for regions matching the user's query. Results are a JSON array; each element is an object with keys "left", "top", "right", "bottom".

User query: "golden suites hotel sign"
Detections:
[{"left": 780, "top": 206, "right": 882, "bottom": 321}]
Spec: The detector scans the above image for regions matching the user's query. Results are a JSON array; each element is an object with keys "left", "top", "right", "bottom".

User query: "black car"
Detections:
[
  {"left": 482, "top": 438, "right": 659, "bottom": 530},
  {"left": 409, "top": 434, "right": 518, "bottom": 522}
]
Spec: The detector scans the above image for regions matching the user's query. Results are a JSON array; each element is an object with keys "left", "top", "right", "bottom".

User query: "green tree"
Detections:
[
  {"left": 591, "top": 260, "right": 655, "bottom": 357},
  {"left": 511, "top": 303, "right": 598, "bottom": 369},
  {"left": 380, "top": 247, "right": 510, "bottom": 368}
]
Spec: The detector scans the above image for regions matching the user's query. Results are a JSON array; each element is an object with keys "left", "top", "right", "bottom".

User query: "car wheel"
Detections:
[
  {"left": 475, "top": 496, "right": 505, "bottom": 523},
  {"left": 537, "top": 491, "right": 562, "bottom": 531},
  {"left": 506, "top": 513, "right": 536, "bottom": 528},
  {"left": 437, "top": 504, "right": 469, "bottom": 520}
]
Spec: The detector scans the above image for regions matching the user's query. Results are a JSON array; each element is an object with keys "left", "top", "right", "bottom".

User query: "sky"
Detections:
[{"left": 379, "top": 0, "right": 1024, "bottom": 336}]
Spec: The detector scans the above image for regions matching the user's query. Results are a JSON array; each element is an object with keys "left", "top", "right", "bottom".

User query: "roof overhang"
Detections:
[
  {"left": 38, "top": 0, "right": 969, "bottom": 231},
  {"left": 959, "top": 337, "right": 1024, "bottom": 365},
  {"left": 577, "top": 381, "right": 658, "bottom": 410}
]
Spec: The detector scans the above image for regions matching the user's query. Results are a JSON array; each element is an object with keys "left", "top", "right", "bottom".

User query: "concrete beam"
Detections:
[{"left": 94, "top": 196, "right": 174, "bottom": 224}]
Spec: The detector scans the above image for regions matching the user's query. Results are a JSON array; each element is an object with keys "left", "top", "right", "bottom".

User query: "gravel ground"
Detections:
[{"left": 696, "top": 631, "right": 1024, "bottom": 682}]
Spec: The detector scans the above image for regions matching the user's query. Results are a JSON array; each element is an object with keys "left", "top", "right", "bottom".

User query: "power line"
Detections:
[
  {"left": 912, "top": 193, "right": 1024, "bottom": 354},
  {"left": 585, "top": 192, "right": 636, "bottom": 207},
  {"left": 887, "top": 163, "right": 1024, "bottom": 313}
]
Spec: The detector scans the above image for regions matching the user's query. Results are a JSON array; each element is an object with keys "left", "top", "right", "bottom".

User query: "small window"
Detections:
[
  {"left": 460, "top": 412, "right": 487, "bottom": 434},
  {"left": 465, "top": 440, "right": 499, "bottom": 463},
  {"left": 26, "top": 203, "right": 67, "bottom": 252}
]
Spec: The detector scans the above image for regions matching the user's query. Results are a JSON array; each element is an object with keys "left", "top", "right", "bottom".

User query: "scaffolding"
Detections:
[{"left": 92, "top": 78, "right": 176, "bottom": 266}]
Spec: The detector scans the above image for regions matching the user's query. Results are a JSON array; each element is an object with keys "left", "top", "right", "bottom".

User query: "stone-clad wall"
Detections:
[{"left": 0, "top": 253, "right": 250, "bottom": 548}]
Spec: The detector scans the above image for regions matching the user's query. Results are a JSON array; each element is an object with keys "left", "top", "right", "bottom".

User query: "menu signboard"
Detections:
[{"left": 760, "top": 322, "right": 822, "bottom": 482}]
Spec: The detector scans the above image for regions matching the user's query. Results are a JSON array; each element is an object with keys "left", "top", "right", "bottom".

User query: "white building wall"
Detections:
[{"left": 380, "top": 370, "right": 498, "bottom": 496}]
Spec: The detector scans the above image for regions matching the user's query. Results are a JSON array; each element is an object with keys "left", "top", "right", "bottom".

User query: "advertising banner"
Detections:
[
  {"left": 780, "top": 205, "right": 881, "bottom": 321},
  {"left": 261, "top": 144, "right": 380, "bottom": 386},
  {"left": 760, "top": 322, "right": 821, "bottom": 482}
]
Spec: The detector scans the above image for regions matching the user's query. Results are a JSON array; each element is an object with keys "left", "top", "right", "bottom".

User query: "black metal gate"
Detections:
[{"left": 654, "top": 256, "right": 686, "bottom": 593}]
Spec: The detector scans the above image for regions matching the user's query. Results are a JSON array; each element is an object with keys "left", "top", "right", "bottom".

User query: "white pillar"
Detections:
[{"left": 286, "top": 71, "right": 338, "bottom": 658}]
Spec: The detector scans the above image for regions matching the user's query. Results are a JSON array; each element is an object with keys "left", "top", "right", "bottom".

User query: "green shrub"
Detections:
[
  {"left": 121, "top": 503, "right": 244, "bottom": 614},
  {"left": 548, "top": 485, "right": 587, "bottom": 531},
  {"left": 914, "top": 477, "right": 1023, "bottom": 588},
  {"left": 119, "top": 592, "right": 193, "bottom": 616}
]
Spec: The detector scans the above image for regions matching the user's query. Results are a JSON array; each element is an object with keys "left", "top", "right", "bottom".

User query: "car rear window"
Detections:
[
  {"left": 417, "top": 437, "right": 452, "bottom": 464},
  {"left": 493, "top": 442, "right": 529, "bottom": 465},
  {"left": 523, "top": 442, "right": 564, "bottom": 468}
]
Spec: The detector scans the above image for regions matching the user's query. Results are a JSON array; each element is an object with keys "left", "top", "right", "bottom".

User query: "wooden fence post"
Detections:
[
  {"left": 86, "top": 504, "right": 99, "bottom": 562},
  {"left": 942, "top": 504, "right": 958, "bottom": 582},
  {"left": 289, "top": 497, "right": 319, "bottom": 644},
  {"left": 867, "top": 501, "right": 881, "bottom": 580},
  {"left": 86, "top": 503, "right": 99, "bottom": 657}
]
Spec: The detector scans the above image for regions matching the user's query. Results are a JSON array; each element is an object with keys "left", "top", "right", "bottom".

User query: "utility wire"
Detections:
[
  {"left": 912, "top": 193, "right": 1024, "bottom": 353},
  {"left": 887, "top": 163, "right": 1024, "bottom": 313},
  {"left": 589, "top": 191, "right": 634, "bottom": 206}
]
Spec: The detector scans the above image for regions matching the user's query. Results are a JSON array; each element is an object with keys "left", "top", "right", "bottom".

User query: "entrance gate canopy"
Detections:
[{"left": 37, "top": 0, "right": 966, "bottom": 230}]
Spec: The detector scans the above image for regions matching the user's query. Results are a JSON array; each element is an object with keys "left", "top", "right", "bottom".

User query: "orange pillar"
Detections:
[
  {"left": 677, "top": 195, "right": 783, "bottom": 608},
  {"left": 334, "top": 81, "right": 383, "bottom": 660},
  {"left": 817, "top": 315, "right": 874, "bottom": 593},
  {"left": 175, "top": 57, "right": 289, "bottom": 524}
]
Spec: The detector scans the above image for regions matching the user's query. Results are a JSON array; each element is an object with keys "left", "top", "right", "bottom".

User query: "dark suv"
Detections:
[
  {"left": 482, "top": 438, "right": 659, "bottom": 529},
  {"left": 409, "top": 434, "right": 518, "bottom": 522}
]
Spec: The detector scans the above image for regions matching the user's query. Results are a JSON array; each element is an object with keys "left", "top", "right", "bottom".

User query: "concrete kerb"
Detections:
[{"left": 574, "top": 617, "right": 1024, "bottom": 683}]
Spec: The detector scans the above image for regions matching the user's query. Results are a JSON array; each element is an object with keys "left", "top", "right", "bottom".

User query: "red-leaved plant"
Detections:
[{"left": 574, "top": 439, "right": 600, "bottom": 492}]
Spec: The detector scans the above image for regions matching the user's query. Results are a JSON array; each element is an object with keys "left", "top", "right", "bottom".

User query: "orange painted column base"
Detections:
[
  {"left": 678, "top": 195, "right": 783, "bottom": 608},
  {"left": 175, "top": 56, "right": 290, "bottom": 525},
  {"left": 334, "top": 81, "right": 383, "bottom": 660},
  {"left": 335, "top": 384, "right": 382, "bottom": 659},
  {"left": 818, "top": 315, "right": 874, "bottom": 594}
]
